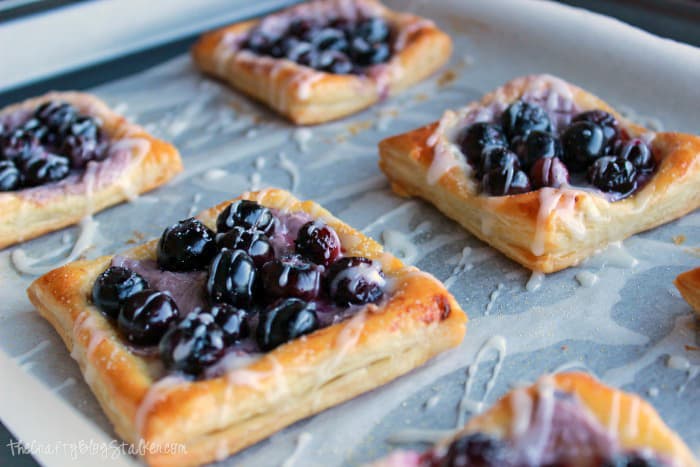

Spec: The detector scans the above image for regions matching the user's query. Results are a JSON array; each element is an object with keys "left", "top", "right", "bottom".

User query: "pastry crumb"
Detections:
[
  {"left": 673, "top": 235, "right": 686, "bottom": 245},
  {"left": 437, "top": 69, "right": 458, "bottom": 87}
]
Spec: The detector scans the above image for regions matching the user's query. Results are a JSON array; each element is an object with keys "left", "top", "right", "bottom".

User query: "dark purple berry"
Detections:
[
  {"left": 587, "top": 156, "right": 637, "bottom": 194},
  {"left": 561, "top": 121, "right": 606, "bottom": 172},
  {"left": 207, "top": 249, "right": 256, "bottom": 307},
  {"left": 23, "top": 154, "right": 70, "bottom": 186},
  {"left": 479, "top": 147, "right": 520, "bottom": 178},
  {"left": 2, "top": 128, "right": 38, "bottom": 162},
  {"left": 157, "top": 218, "right": 217, "bottom": 271},
  {"left": 256, "top": 298, "right": 318, "bottom": 351},
  {"left": 260, "top": 255, "right": 321, "bottom": 301},
  {"left": 61, "top": 116, "right": 106, "bottom": 168},
  {"left": 285, "top": 40, "right": 314, "bottom": 62},
  {"left": 245, "top": 29, "right": 276, "bottom": 54},
  {"left": 216, "top": 200, "right": 275, "bottom": 235},
  {"left": 312, "top": 28, "right": 348, "bottom": 51},
  {"left": 512, "top": 130, "right": 562, "bottom": 169},
  {"left": 159, "top": 312, "right": 225, "bottom": 375},
  {"left": 35, "top": 101, "right": 77, "bottom": 134},
  {"left": 295, "top": 221, "right": 341, "bottom": 266},
  {"left": 618, "top": 138, "right": 654, "bottom": 171},
  {"left": 529, "top": 156, "right": 569, "bottom": 189},
  {"left": 317, "top": 50, "right": 354, "bottom": 74},
  {"left": 288, "top": 18, "right": 318, "bottom": 40},
  {"left": 572, "top": 110, "right": 618, "bottom": 148},
  {"left": 326, "top": 256, "right": 384, "bottom": 306},
  {"left": 118, "top": 290, "right": 179, "bottom": 345},
  {"left": 350, "top": 38, "right": 390, "bottom": 66},
  {"left": 0, "top": 160, "right": 21, "bottom": 191},
  {"left": 92, "top": 266, "right": 149, "bottom": 319},
  {"left": 209, "top": 304, "right": 249, "bottom": 344},
  {"left": 216, "top": 226, "right": 274, "bottom": 267},
  {"left": 21, "top": 118, "right": 50, "bottom": 145},
  {"left": 482, "top": 165, "right": 531, "bottom": 196},
  {"left": 500, "top": 100, "right": 552, "bottom": 141},
  {"left": 457, "top": 122, "right": 508, "bottom": 167},
  {"left": 439, "top": 432, "right": 508, "bottom": 467},
  {"left": 601, "top": 454, "right": 661, "bottom": 467},
  {"left": 354, "top": 18, "right": 390, "bottom": 44}
]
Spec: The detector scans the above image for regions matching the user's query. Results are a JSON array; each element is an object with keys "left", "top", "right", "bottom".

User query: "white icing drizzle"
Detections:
[
  {"left": 484, "top": 283, "right": 504, "bottom": 315},
  {"left": 278, "top": 151, "right": 300, "bottom": 191},
  {"left": 292, "top": 128, "right": 313, "bottom": 152},
  {"left": 135, "top": 375, "right": 186, "bottom": 436},
  {"left": 584, "top": 241, "right": 639, "bottom": 269},
  {"left": 424, "top": 394, "right": 440, "bottom": 409},
  {"left": 11, "top": 216, "right": 99, "bottom": 276},
  {"left": 14, "top": 340, "right": 50, "bottom": 363},
  {"left": 381, "top": 230, "right": 419, "bottom": 265},
  {"left": 666, "top": 355, "right": 700, "bottom": 393},
  {"left": 361, "top": 201, "right": 418, "bottom": 234},
  {"left": 648, "top": 387, "right": 659, "bottom": 398},
  {"left": 203, "top": 168, "right": 229, "bottom": 181},
  {"left": 50, "top": 377, "right": 76, "bottom": 394},
  {"left": 575, "top": 270, "right": 599, "bottom": 288},
  {"left": 526, "top": 271, "right": 545, "bottom": 292},
  {"left": 281, "top": 432, "right": 313, "bottom": 467},
  {"left": 444, "top": 246, "right": 472, "bottom": 289},
  {"left": 456, "top": 335, "right": 507, "bottom": 427}
]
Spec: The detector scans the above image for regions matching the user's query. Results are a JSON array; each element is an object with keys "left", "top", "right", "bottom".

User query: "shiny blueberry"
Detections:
[
  {"left": 23, "top": 153, "right": 70, "bottom": 186},
  {"left": 1, "top": 128, "right": 38, "bottom": 162},
  {"left": 512, "top": 130, "right": 562, "bottom": 169},
  {"left": 529, "top": 156, "right": 569, "bottom": 189},
  {"left": 21, "top": 118, "right": 50, "bottom": 145},
  {"left": 354, "top": 17, "right": 390, "bottom": 44},
  {"left": 288, "top": 18, "right": 318, "bottom": 40},
  {"left": 207, "top": 249, "right": 257, "bottom": 307},
  {"left": 587, "top": 156, "right": 637, "bottom": 194},
  {"left": 500, "top": 100, "right": 552, "bottom": 141},
  {"left": 216, "top": 226, "right": 275, "bottom": 267},
  {"left": 482, "top": 165, "right": 531, "bottom": 196},
  {"left": 572, "top": 109, "right": 618, "bottom": 147},
  {"left": 561, "top": 121, "right": 606, "bottom": 172},
  {"left": 256, "top": 298, "right": 318, "bottom": 351},
  {"left": 295, "top": 221, "right": 341, "bottom": 266},
  {"left": 350, "top": 38, "right": 391, "bottom": 66},
  {"left": 118, "top": 290, "right": 179, "bottom": 345},
  {"left": 0, "top": 160, "right": 21, "bottom": 191},
  {"left": 313, "top": 27, "right": 348, "bottom": 51},
  {"left": 439, "top": 432, "right": 508, "bottom": 467},
  {"left": 261, "top": 255, "right": 321, "bottom": 301},
  {"left": 209, "top": 304, "right": 249, "bottom": 344},
  {"left": 601, "top": 454, "right": 661, "bottom": 467},
  {"left": 317, "top": 50, "right": 354, "bottom": 74},
  {"left": 92, "top": 266, "right": 149, "bottom": 319},
  {"left": 61, "top": 116, "right": 106, "bottom": 168},
  {"left": 216, "top": 200, "right": 275, "bottom": 235},
  {"left": 618, "top": 138, "right": 654, "bottom": 171},
  {"left": 159, "top": 312, "right": 226, "bottom": 375},
  {"left": 35, "top": 101, "right": 77, "bottom": 135},
  {"left": 457, "top": 122, "right": 508, "bottom": 167},
  {"left": 478, "top": 147, "right": 520, "bottom": 178},
  {"left": 157, "top": 218, "right": 217, "bottom": 271},
  {"left": 326, "top": 256, "right": 384, "bottom": 306}
]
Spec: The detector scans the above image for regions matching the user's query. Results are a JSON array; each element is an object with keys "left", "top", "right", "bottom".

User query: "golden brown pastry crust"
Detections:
[
  {"left": 675, "top": 267, "right": 700, "bottom": 314},
  {"left": 27, "top": 188, "right": 467, "bottom": 467},
  {"left": 191, "top": 0, "right": 452, "bottom": 125},
  {"left": 378, "top": 74, "right": 700, "bottom": 273},
  {"left": 0, "top": 92, "right": 182, "bottom": 250}
]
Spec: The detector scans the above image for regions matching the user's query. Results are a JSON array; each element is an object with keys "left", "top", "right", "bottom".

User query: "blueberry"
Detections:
[
  {"left": 260, "top": 255, "right": 321, "bottom": 301},
  {"left": 561, "top": 121, "right": 606, "bottom": 172},
  {"left": 317, "top": 51, "right": 354, "bottom": 74},
  {"left": 482, "top": 165, "right": 531, "bottom": 196},
  {"left": 118, "top": 290, "right": 179, "bottom": 345},
  {"left": 313, "top": 27, "right": 348, "bottom": 51},
  {"left": 157, "top": 218, "right": 218, "bottom": 271},
  {"left": 354, "top": 18, "right": 390, "bottom": 44},
  {"left": 457, "top": 122, "right": 508, "bottom": 167},
  {"left": 216, "top": 200, "right": 275, "bottom": 235},
  {"left": 587, "top": 156, "right": 637, "bottom": 194},
  {"left": 512, "top": 130, "right": 562, "bottom": 169},
  {"left": 326, "top": 256, "right": 384, "bottom": 306},
  {"left": 478, "top": 147, "right": 520, "bottom": 179},
  {"left": 35, "top": 101, "right": 77, "bottom": 135},
  {"left": 601, "top": 454, "right": 661, "bottom": 467},
  {"left": 0, "top": 160, "right": 21, "bottom": 191},
  {"left": 572, "top": 110, "right": 618, "bottom": 147},
  {"left": 159, "top": 312, "right": 226, "bottom": 375},
  {"left": 618, "top": 138, "right": 654, "bottom": 171},
  {"left": 500, "top": 100, "right": 552, "bottom": 141},
  {"left": 206, "top": 249, "right": 256, "bottom": 307},
  {"left": 244, "top": 29, "right": 277, "bottom": 54},
  {"left": 21, "top": 118, "right": 50, "bottom": 145},
  {"left": 295, "top": 221, "right": 341, "bottom": 266},
  {"left": 439, "top": 432, "right": 508, "bottom": 467},
  {"left": 216, "top": 226, "right": 275, "bottom": 267},
  {"left": 288, "top": 18, "right": 318, "bottom": 40},
  {"left": 92, "top": 266, "right": 149, "bottom": 319},
  {"left": 529, "top": 156, "right": 569, "bottom": 189},
  {"left": 285, "top": 40, "right": 314, "bottom": 63},
  {"left": 23, "top": 153, "right": 70, "bottom": 186},
  {"left": 2, "top": 128, "right": 38, "bottom": 162},
  {"left": 209, "top": 304, "right": 249, "bottom": 344},
  {"left": 256, "top": 298, "right": 318, "bottom": 351},
  {"left": 350, "top": 38, "right": 390, "bottom": 66}
]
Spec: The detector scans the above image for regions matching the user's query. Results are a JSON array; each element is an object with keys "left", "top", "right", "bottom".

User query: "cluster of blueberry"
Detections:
[
  {"left": 91, "top": 200, "right": 386, "bottom": 376},
  {"left": 0, "top": 101, "right": 107, "bottom": 191},
  {"left": 425, "top": 432, "right": 659, "bottom": 467},
  {"left": 458, "top": 101, "right": 655, "bottom": 197},
  {"left": 243, "top": 16, "right": 392, "bottom": 74}
]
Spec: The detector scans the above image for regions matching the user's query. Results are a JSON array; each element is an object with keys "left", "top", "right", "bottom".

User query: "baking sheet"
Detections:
[{"left": 1, "top": 0, "right": 700, "bottom": 465}]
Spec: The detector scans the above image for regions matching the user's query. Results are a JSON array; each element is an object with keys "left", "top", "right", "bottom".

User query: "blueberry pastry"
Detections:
[
  {"left": 378, "top": 75, "right": 700, "bottom": 272},
  {"left": 0, "top": 92, "right": 182, "bottom": 249},
  {"left": 191, "top": 0, "right": 452, "bottom": 124},
  {"left": 372, "top": 373, "right": 698, "bottom": 467},
  {"left": 27, "top": 188, "right": 466, "bottom": 466},
  {"left": 675, "top": 267, "right": 700, "bottom": 314}
]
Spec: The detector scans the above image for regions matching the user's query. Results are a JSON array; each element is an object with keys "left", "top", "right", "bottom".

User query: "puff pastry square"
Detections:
[
  {"left": 191, "top": 0, "right": 452, "bottom": 125},
  {"left": 372, "top": 372, "right": 698, "bottom": 467},
  {"left": 27, "top": 188, "right": 467, "bottom": 466},
  {"left": 0, "top": 92, "right": 182, "bottom": 249},
  {"left": 378, "top": 74, "right": 700, "bottom": 273},
  {"left": 675, "top": 267, "right": 700, "bottom": 315}
]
